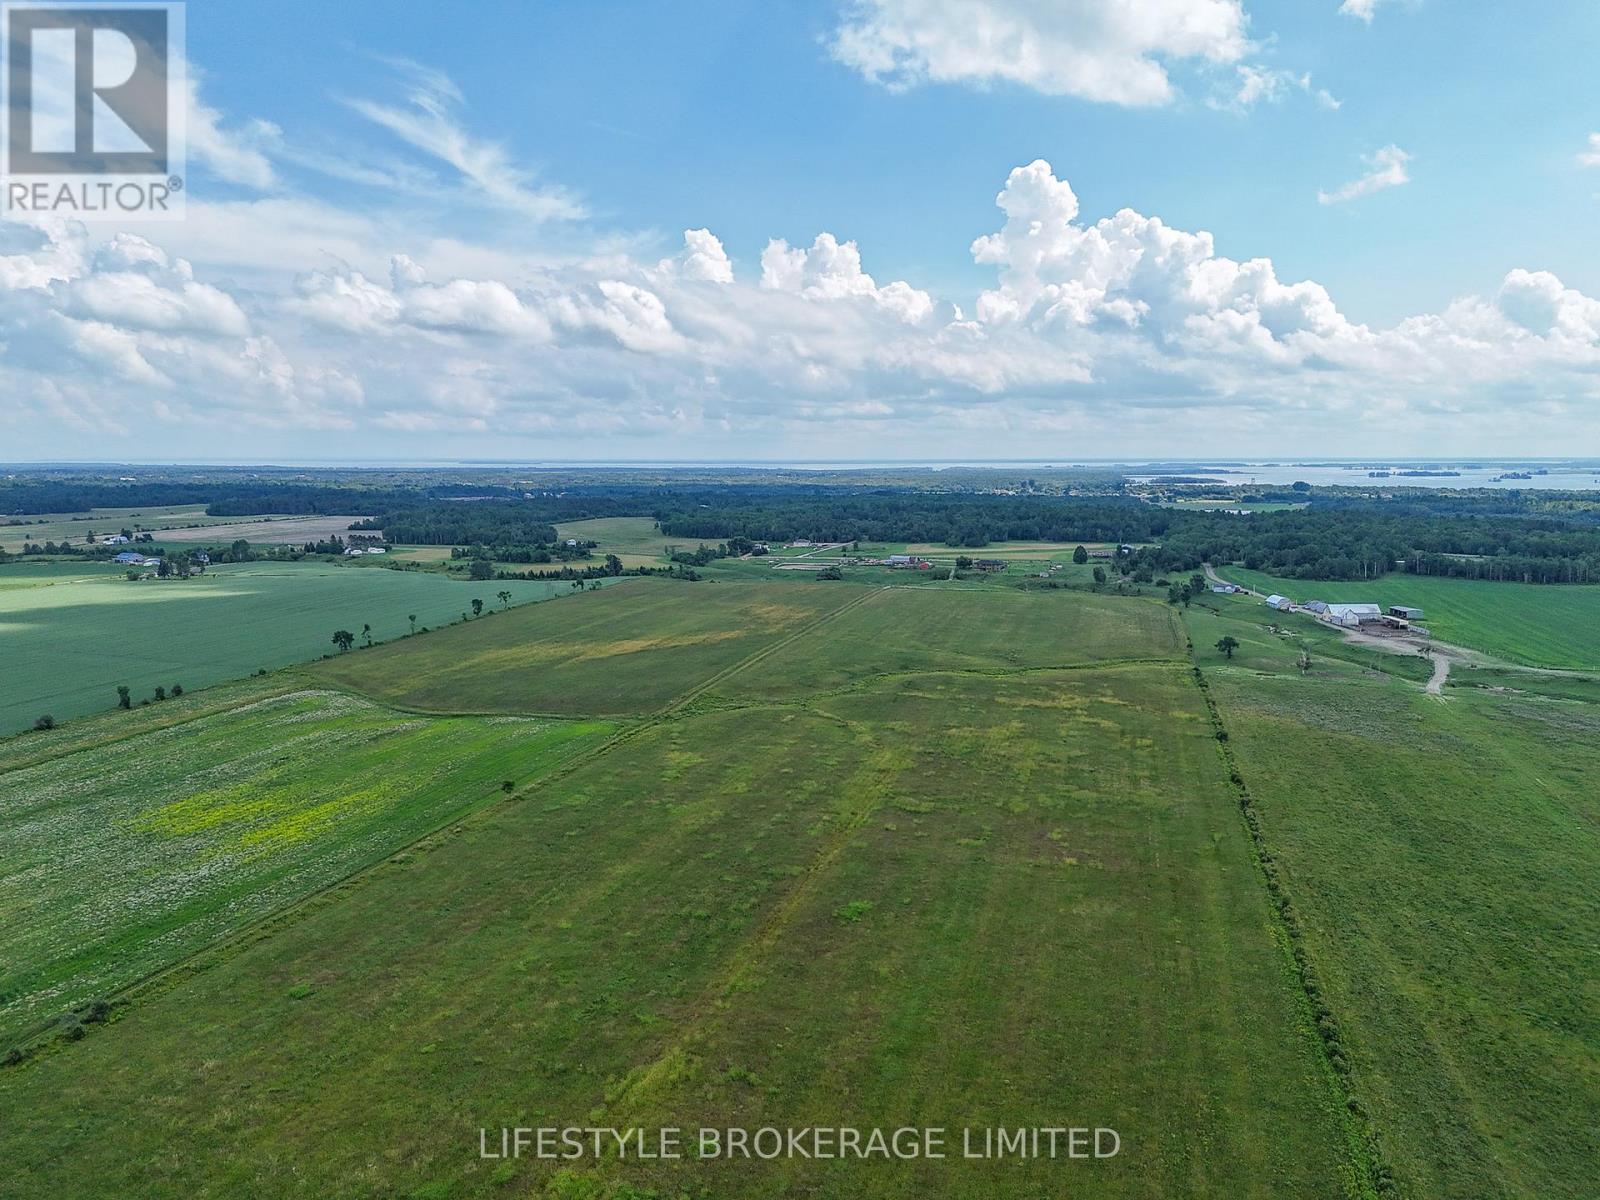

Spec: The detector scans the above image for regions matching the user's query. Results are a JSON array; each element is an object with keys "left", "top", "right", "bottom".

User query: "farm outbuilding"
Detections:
[
  {"left": 1303, "top": 600, "right": 1329, "bottom": 615},
  {"left": 1325, "top": 603, "right": 1382, "bottom": 627},
  {"left": 1389, "top": 605, "right": 1425, "bottom": 620},
  {"left": 1265, "top": 594, "right": 1292, "bottom": 611}
]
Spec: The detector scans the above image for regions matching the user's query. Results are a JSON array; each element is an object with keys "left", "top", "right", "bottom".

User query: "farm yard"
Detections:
[
  {"left": 0, "top": 561, "right": 590, "bottom": 734},
  {"left": 1216, "top": 566, "right": 1600, "bottom": 670}
]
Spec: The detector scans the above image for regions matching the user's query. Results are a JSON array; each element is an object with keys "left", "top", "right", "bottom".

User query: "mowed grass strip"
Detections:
[
  {"left": 1216, "top": 565, "right": 1600, "bottom": 670},
  {"left": 0, "top": 668, "right": 1351, "bottom": 1199},
  {"left": 307, "top": 577, "right": 861, "bottom": 716},
  {"left": 0, "top": 689, "right": 612, "bottom": 1042},
  {"left": 711, "top": 586, "right": 1185, "bottom": 702},
  {"left": 0, "top": 560, "right": 597, "bottom": 734},
  {"left": 1209, "top": 667, "right": 1600, "bottom": 1199}
]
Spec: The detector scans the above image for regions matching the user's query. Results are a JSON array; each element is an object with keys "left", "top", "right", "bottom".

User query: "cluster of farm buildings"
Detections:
[{"left": 1223, "top": 584, "right": 1429, "bottom": 636}]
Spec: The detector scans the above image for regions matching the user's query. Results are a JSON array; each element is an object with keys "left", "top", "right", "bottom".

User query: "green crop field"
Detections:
[
  {"left": 1215, "top": 566, "right": 1600, "bottom": 669},
  {"left": 0, "top": 561, "right": 600, "bottom": 734},
  {"left": 1199, "top": 654, "right": 1600, "bottom": 1199},
  {"left": 307, "top": 577, "right": 860, "bottom": 716},
  {"left": 0, "top": 687, "right": 610, "bottom": 1042},
  {"left": 0, "top": 584, "right": 1356, "bottom": 1199}
]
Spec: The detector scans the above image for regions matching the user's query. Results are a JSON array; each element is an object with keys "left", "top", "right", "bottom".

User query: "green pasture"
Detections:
[
  {"left": 0, "top": 561, "right": 591, "bottom": 734},
  {"left": 308, "top": 578, "right": 858, "bottom": 716},
  {"left": 0, "top": 658, "right": 1352, "bottom": 1199},
  {"left": 1205, "top": 660, "right": 1600, "bottom": 1199}
]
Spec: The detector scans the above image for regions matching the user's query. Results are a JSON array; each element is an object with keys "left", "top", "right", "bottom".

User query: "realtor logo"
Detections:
[{"left": 2, "top": 2, "right": 186, "bottom": 219}]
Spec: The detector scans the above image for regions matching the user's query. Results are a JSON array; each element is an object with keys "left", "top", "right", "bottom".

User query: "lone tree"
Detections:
[
  {"left": 497, "top": 590, "right": 512, "bottom": 609},
  {"left": 471, "top": 598, "right": 484, "bottom": 617},
  {"left": 1073, "top": 545, "right": 1089, "bottom": 564},
  {"left": 1215, "top": 636, "right": 1240, "bottom": 659},
  {"left": 408, "top": 613, "right": 417, "bottom": 634},
  {"left": 332, "top": 629, "right": 355, "bottom": 653},
  {"left": 153, "top": 686, "right": 166, "bottom": 702},
  {"left": 362, "top": 623, "right": 372, "bottom": 647},
  {"left": 33, "top": 714, "right": 55, "bottom": 731},
  {"left": 116, "top": 685, "right": 131, "bottom": 710}
]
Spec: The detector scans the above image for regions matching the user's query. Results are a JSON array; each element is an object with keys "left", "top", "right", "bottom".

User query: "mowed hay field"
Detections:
[
  {"left": 0, "top": 687, "right": 612, "bottom": 1042},
  {"left": 0, "top": 561, "right": 588, "bottom": 733},
  {"left": 1217, "top": 566, "right": 1600, "bottom": 669},
  {"left": 308, "top": 578, "right": 862, "bottom": 716},
  {"left": 0, "top": 596, "right": 1356, "bottom": 1199},
  {"left": 711, "top": 586, "right": 1185, "bottom": 702},
  {"left": 1203, "top": 663, "right": 1600, "bottom": 1199}
]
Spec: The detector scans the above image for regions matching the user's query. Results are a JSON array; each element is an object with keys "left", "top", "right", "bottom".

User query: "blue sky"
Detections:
[{"left": 5, "top": 0, "right": 1600, "bottom": 460}]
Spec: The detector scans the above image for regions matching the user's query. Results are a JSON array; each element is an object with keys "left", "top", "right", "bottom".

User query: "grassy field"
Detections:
[
  {"left": 0, "top": 688, "right": 611, "bottom": 1041},
  {"left": 711, "top": 586, "right": 1185, "bottom": 701},
  {"left": 1201, "top": 655, "right": 1600, "bottom": 1198},
  {"left": 555, "top": 515, "right": 684, "bottom": 569},
  {"left": 308, "top": 578, "right": 860, "bottom": 716},
  {"left": 0, "top": 561, "right": 595, "bottom": 734},
  {"left": 1216, "top": 566, "right": 1600, "bottom": 669},
  {"left": 6, "top": 576, "right": 1589, "bottom": 1197},
  {"left": 0, "top": 590, "right": 1355, "bottom": 1198}
]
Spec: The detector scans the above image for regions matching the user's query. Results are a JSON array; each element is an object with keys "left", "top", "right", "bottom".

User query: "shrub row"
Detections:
[{"left": 1189, "top": 659, "right": 1401, "bottom": 1199}]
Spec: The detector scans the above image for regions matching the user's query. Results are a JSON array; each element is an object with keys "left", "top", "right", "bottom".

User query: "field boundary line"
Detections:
[
  {"left": 1187, "top": 642, "right": 1397, "bottom": 1200},
  {"left": 0, "top": 680, "right": 307, "bottom": 778}
]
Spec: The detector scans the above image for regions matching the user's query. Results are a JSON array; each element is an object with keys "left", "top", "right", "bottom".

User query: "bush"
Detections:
[
  {"left": 501, "top": 780, "right": 515, "bottom": 793},
  {"left": 32, "top": 714, "right": 55, "bottom": 731},
  {"left": 171, "top": 683, "right": 184, "bottom": 697},
  {"left": 833, "top": 899, "right": 875, "bottom": 923}
]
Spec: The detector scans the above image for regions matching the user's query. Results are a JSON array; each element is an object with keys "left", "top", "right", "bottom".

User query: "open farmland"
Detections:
[
  {"left": 555, "top": 515, "right": 683, "bottom": 569},
  {"left": 307, "top": 577, "right": 860, "bottom": 715},
  {"left": 0, "top": 561, "right": 591, "bottom": 733},
  {"left": 0, "top": 688, "right": 611, "bottom": 1042},
  {"left": 0, "top": 585, "right": 1357, "bottom": 1199},
  {"left": 148, "top": 515, "right": 372, "bottom": 544},
  {"left": 0, "top": 505, "right": 264, "bottom": 551},
  {"left": 1215, "top": 566, "right": 1600, "bottom": 669},
  {"left": 1200, "top": 657, "right": 1600, "bottom": 1198},
  {"left": 710, "top": 586, "right": 1185, "bottom": 701}
]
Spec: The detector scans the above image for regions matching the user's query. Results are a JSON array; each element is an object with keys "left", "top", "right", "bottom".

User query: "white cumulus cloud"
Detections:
[{"left": 830, "top": 0, "right": 1253, "bottom": 107}]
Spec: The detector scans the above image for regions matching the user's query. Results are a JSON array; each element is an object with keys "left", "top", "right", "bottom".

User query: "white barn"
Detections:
[{"left": 1325, "top": 603, "right": 1382, "bottom": 627}]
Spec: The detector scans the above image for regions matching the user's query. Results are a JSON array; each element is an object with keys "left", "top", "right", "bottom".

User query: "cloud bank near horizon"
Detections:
[{"left": 3, "top": 62, "right": 1599, "bottom": 460}]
